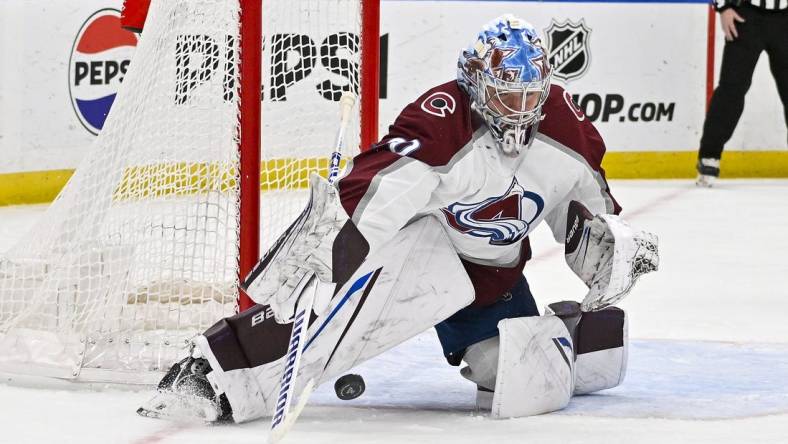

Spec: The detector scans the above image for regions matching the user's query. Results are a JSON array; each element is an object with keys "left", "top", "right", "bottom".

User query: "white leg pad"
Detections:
[
  {"left": 492, "top": 315, "right": 574, "bottom": 418},
  {"left": 197, "top": 216, "right": 475, "bottom": 423},
  {"left": 574, "top": 309, "right": 628, "bottom": 395}
]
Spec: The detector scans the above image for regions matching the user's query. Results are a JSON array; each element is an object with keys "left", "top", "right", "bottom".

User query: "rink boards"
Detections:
[{"left": 0, "top": 0, "right": 786, "bottom": 192}]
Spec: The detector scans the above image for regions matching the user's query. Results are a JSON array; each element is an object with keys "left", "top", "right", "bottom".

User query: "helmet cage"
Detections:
[
  {"left": 474, "top": 69, "right": 551, "bottom": 154},
  {"left": 477, "top": 71, "right": 550, "bottom": 126}
]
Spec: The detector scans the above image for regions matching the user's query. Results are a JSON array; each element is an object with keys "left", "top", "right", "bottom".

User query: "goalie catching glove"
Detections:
[
  {"left": 564, "top": 201, "right": 659, "bottom": 311},
  {"left": 242, "top": 173, "right": 350, "bottom": 323}
]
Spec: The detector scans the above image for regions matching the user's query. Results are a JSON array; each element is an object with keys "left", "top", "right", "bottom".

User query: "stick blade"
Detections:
[{"left": 268, "top": 379, "right": 316, "bottom": 444}]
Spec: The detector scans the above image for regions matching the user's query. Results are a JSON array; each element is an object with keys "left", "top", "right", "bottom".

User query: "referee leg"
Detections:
[
  {"left": 699, "top": 6, "right": 765, "bottom": 160},
  {"left": 764, "top": 11, "right": 788, "bottom": 143}
]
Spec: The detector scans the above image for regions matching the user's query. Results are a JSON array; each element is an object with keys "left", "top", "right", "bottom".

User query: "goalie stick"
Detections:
[{"left": 268, "top": 92, "right": 357, "bottom": 444}]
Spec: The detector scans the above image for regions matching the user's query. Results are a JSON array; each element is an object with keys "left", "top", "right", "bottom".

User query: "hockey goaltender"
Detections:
[{"left": 137, "top": 14, "right": 659, "bottom": 425}]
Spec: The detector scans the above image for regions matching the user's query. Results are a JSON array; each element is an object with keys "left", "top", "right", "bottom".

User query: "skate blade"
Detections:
[{"left": 137, "top": 391, "right": 220, "bottom": 423}]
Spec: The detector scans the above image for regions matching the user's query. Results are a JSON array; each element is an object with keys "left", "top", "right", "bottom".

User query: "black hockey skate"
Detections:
[{"left": 137, "top": 355, "right": 232, "bottom": 423}]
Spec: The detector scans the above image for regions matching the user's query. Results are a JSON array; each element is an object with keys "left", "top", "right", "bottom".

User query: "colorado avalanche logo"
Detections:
[
  {"left": 441, "top": 179, "right": 544, "bottom": 245},
  {"left": 420, "top": 92, "right": 456, "bottom": 117},
  {"left": 69, "top": 9, "right": 138, "bottom": 135}
]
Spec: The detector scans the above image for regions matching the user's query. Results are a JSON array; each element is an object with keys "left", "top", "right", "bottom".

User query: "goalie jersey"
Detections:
[{"left": 337, "top": 81, "right": 621, "bottom": 307}]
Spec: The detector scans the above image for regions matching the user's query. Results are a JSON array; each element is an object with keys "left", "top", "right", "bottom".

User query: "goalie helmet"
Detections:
[{"left": 457, "top": 15, "right": 552, "bottom": 156}]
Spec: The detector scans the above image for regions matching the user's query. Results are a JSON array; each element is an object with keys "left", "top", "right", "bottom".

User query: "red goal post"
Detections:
[
  {"left": 121, "top": 0, "right": 380, "bottom": 313},
  {"left": 120, "top": 0, "right": 152, "bottom": 32}
]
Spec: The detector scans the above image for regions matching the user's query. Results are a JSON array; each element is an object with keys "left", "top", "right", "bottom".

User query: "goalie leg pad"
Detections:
[
  {"left": 195, "top": 216, "right": 474, "bottom": 423},
  {"left": 545, "top": 301, "right": 628, "bottom": 395},
  {"left": 190, "top": 304, "right": 291, "bottom": 423},
  {"left": 491, "top": 315, "right": 574, "bottom": 418},
  {"left": 573, "top": 307, "right": 628, "bottom": 395}
]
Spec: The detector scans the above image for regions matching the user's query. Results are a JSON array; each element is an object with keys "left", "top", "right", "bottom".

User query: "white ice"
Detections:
[{"left": 2, "top": 179, "right": 788, "bottom": 443}]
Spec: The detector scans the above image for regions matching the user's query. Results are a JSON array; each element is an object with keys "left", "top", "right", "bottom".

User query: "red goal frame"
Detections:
[{"left": 120, "top": 0, "right": 381, "bottom": 312}]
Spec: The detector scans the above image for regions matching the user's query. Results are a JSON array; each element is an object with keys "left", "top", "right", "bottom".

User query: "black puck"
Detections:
[{"left": 334, "top": 373, "right": 365, "bottom": 400}]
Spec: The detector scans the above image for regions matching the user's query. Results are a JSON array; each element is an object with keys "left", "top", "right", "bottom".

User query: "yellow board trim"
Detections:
[
  {"left": 0, "top": 158, "right": 346, "bottom": 206},
  {"left": 1, "top": 151, "right": 787, "bottom": 206},
  {"left": 601, "top": 150, "right": 788, "bottom": 179},
  {"left": 0, "top": 169, "right": 74, "bottom": 206}
]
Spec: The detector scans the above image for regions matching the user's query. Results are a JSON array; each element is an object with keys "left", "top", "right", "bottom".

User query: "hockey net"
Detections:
[{"left": 0, "top": 0, "right": 374, "bottom": 383}]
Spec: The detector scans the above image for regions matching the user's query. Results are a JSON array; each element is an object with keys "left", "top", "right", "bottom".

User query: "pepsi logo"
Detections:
[{"left": 69, "top": 9, "right": 138, "bottom": 135}]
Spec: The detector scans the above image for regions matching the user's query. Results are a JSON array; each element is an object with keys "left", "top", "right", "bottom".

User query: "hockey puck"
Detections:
[{"left": 334, "top": 373, "right": 365, "bottom": 400}]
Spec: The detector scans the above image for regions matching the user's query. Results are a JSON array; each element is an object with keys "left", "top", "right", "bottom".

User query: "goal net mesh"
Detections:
[{"left": 0, "top": 0, "right": 362, "bottom": 382}]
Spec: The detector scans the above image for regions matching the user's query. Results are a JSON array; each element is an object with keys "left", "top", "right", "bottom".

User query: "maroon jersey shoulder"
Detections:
[
  {"left": 339, "top": 81, "right": 480, "bottom": 217},
  {"left": 538, "top": 84, "right": 607, "bottom": 172},
  {"left": 538, "top": 84, "right": 621, "bottom": 214},
  {"left": 377, "top": 80, "right": 483, "bottom": 167}
]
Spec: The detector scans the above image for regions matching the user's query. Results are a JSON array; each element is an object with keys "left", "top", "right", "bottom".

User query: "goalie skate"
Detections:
[{"left": 136, "top": 355, "right": 232, "bottom": 423}]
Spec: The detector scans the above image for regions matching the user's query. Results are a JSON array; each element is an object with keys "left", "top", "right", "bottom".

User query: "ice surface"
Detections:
[
  {"left": 2, "top": 180, "right": 788, "bottom": 443},
  {"left": 310, "top": 334, "right": 788, "bottom": 420}
]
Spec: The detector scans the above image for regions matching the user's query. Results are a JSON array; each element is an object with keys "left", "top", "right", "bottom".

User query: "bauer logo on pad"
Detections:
[{"left": 69, "top": 9, "right": 138, "bottom": 135}]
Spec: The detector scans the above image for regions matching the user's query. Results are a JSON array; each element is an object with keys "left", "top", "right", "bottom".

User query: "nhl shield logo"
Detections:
[{"left": 544, "top": 19, "right": 591, "bottom": 82}]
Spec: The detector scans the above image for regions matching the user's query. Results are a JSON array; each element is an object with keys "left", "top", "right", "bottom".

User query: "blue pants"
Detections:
[{"left": 435, "top": 275, "right": 539, "bottom": 366}]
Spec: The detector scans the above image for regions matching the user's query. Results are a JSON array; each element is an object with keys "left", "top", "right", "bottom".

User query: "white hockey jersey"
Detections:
[{"left": 338, "top": 81, "right": 620, "bottom": 306}]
